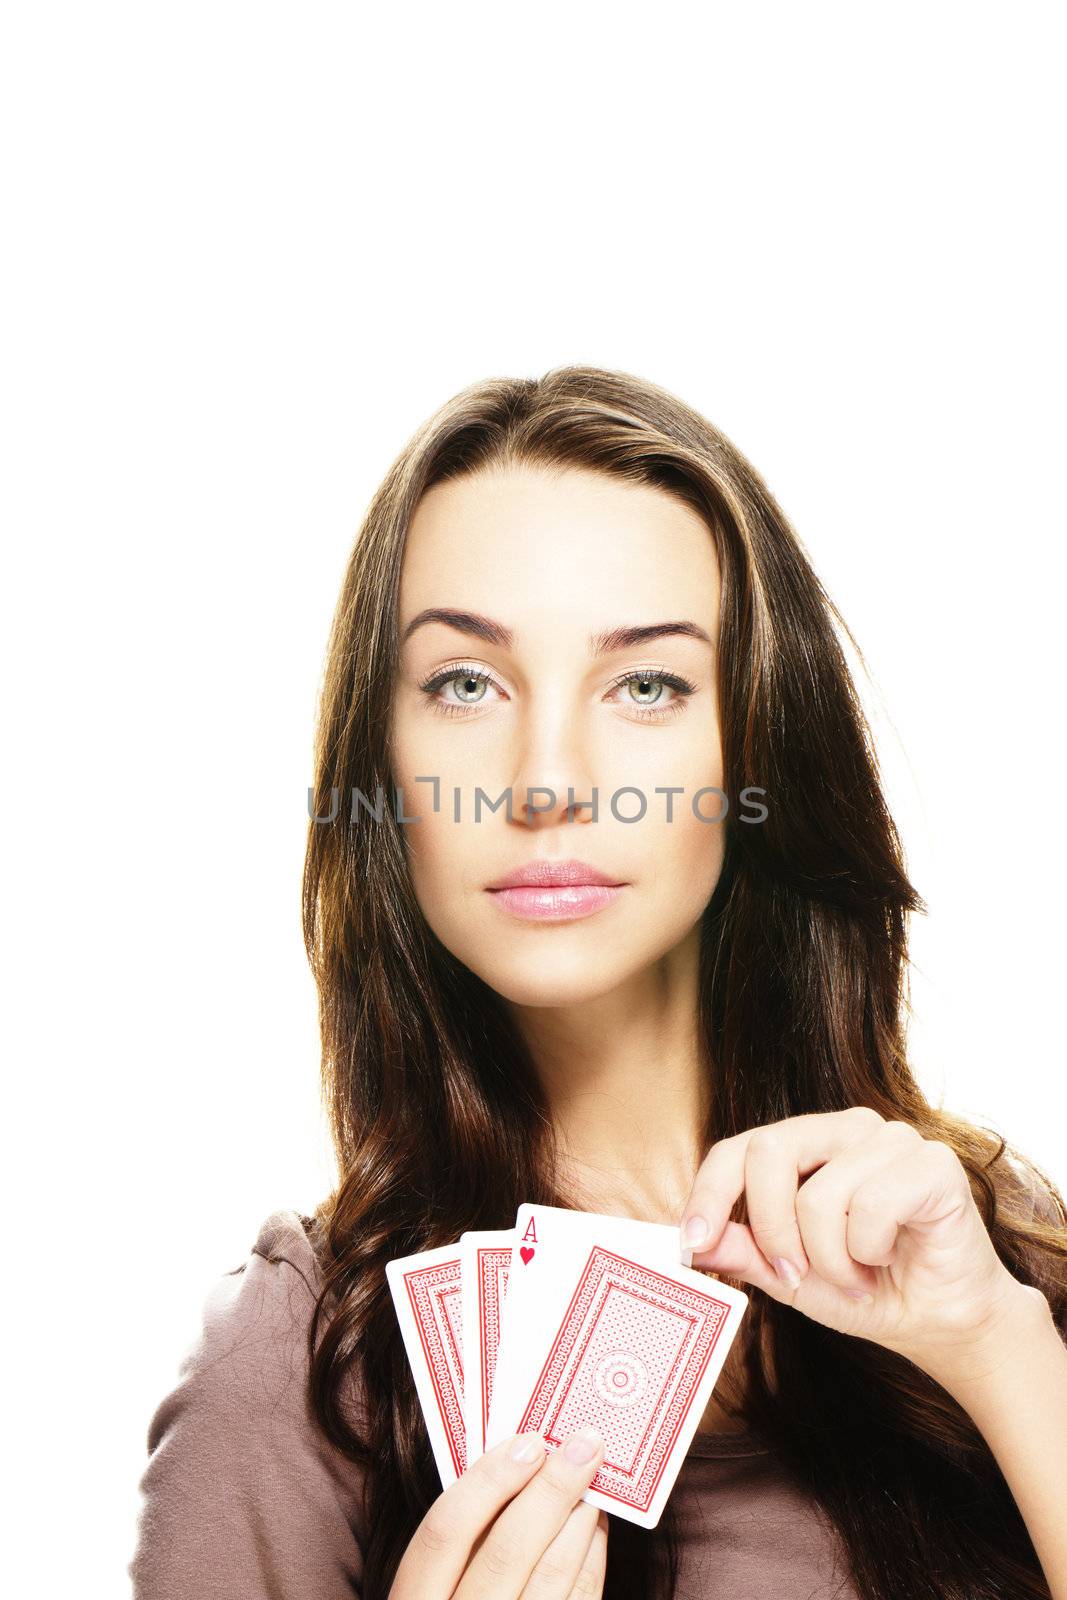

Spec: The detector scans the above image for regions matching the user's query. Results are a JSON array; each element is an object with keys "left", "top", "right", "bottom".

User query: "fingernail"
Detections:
[
  {"left": 844, "top": 1289, "right": 873, "bottom": 1302},
  {"left": 682, "top": 1215, "right": 708, "bottom": 1248},
  {"left": 772, "top": 1256, "right": 802, "bottom": 1288},
  {"left": 564, "top": 1425, "right": 603, "bottom": 1464},
  {"left": 508, "top": 1432, "right": 545, "bottom": 1462}
]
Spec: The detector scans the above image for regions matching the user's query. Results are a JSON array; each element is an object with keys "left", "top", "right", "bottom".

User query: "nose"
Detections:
[{"left": 509, "top": 696, "right": 597, "bottom": 829}]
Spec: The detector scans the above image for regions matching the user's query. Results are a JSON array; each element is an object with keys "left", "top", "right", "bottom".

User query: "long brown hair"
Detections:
[{"left": 301, "top": 365, "right": 1067, "bottom": 1598}]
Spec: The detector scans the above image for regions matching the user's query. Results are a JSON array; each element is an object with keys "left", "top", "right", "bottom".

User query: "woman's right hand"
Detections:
[{"left": 387, "top": 1425, "right": 609, "bottom": 1599}]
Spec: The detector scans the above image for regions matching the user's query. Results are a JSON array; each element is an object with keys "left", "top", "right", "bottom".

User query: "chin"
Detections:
[{"left": 470, "top": 949, "right": 641, "bottom": 1010}]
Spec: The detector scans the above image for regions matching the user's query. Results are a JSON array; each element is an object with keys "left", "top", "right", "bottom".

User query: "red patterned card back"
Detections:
[
  {"left": 517, "top": 1246, "right": 732, "bottom": 1517},
  {"left": 400, "top": 1258, "right": 466, "bottom": 1475}
]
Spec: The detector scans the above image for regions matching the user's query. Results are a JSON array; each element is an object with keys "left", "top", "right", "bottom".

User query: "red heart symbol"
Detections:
[{"left": 520, "top": 1245, "right": 535, "bottom": 1265}]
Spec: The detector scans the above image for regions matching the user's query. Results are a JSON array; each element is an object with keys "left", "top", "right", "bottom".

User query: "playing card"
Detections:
[
  {"left": 385, "top": 1242, "right": 466, "bottom": 1487},
  {"left": 485, "top": 1203, "right": 747, "bottom": 1529},
  {"left": 486, "top": 1204, "right": 693, "bottom": 1448},
  {"left": 460, "top": 1227, "right": 515, "bottom": 1464}
]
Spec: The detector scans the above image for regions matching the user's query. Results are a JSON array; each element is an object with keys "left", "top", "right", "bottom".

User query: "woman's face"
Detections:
[{"left": 389, "top": 463, "right": 725, "bottom": 1008}]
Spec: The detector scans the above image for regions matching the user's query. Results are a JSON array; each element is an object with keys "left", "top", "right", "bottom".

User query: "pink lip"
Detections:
[
  {"left": 487, "top": 884, "right": 625, "bottom": 921},
  {"left": 485, "top": 859, "right": 627, "bottom": 922},
  {"left": 487, "top": 858, "right": 624, "bottom": 890}
]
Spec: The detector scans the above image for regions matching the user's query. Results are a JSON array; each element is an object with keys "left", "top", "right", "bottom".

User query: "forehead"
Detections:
[{"left": 399, "top": 464, "right": 720, "bottom": 634}]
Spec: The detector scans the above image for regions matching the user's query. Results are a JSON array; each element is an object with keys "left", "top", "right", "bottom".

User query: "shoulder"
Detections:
[
  {"left": 202, "top": 1207, "right": 328, "bottom": 1369},
  {"left": 148, "top": 1210, "right": 329, "bottom": 1444},
  {"left": 130, "top": 1210, "right": 369, "bottom": 1599},
  {"left": 249, "top": 1206, "right": 324, "bottom": 1282}
]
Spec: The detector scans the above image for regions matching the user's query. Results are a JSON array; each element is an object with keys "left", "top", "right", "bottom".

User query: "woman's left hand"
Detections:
[{"left": 679, "top": 1106, "right": 1045, "bottom": 1389}]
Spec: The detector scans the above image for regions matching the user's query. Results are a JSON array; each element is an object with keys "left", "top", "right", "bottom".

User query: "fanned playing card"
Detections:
[
  {"left": 460, "top": 1227, "right": 515, "bottom": 1465},
  {"left": 486, "top": 1205, "right": 692, "bottom": 1449},
  {"left": 484, "top": 1203, "right": 747, "bottom": 1529},
  {"left": 385, "top": 1242, "right": 466, "bottom": 1487}
]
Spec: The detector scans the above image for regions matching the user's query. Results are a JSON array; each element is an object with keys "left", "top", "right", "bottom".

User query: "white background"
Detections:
[{"left": 2, "top": 4, "right": 1064, "bottom": 1593}]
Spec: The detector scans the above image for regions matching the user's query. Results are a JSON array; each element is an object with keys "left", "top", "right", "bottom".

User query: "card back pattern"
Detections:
[
  {"left": 476, "top": 1244, "right": 512, "bottom": 1453},
  {"left": 517, "top": 1247, "right": 732, "bottom": 1516},
  {"left": 399, "top": 1259, "right": 466, "bottom": 1475}
]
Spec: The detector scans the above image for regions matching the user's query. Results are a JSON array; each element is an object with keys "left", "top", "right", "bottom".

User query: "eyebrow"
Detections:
[{"left": 401, "top": 607, "right": 713, "bottom": 654}]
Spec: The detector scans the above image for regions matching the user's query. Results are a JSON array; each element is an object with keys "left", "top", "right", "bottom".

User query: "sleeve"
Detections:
[{"left": 129, "top": 1243, "right": 369, "bottom": 1599}]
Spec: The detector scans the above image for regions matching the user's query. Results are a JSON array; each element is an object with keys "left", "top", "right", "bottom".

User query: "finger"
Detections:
[
  {"left": 689, "top": 1218, "right": 782, "bottom": 1297},
  {"left": 566, "top": 1510, "right": 608, "bottom": 1599},
  {"left": 702, "top": 1122, "right": 922, "bottom": 1297},
  {"left": 679, "top": 1107, "right": 885, "bottom": 1254},
  {"left": 738, "top": 1123, "right": 812, "bottom": 1286},
  {"left": 789, "top": 1121, "right": 924, "bottom": 1292},
  {"left": 456, "top": 1427, "right": 606, "bottom": 1600},
  {"left": 389, "top": 1430, "right": 549, "bottom": 1600},
  {"left": 846, "top": 1138, "right": 973, "bottom": 1267},
  {"left": 516, "top": 1501, "right": 600, "bottom": 1599}
]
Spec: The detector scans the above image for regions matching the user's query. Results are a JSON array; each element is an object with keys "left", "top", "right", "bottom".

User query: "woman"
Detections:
[{"left": 130, "top": 366, "right": 1067, "bottom": 1599}]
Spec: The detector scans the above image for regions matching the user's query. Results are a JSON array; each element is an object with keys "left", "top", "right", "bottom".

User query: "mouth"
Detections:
[
  {"left": 485, "top": 859, "right": 628, "bottom": 923},
  {"left": 486, "top": 858, "right": 625, "bottom": 891}
]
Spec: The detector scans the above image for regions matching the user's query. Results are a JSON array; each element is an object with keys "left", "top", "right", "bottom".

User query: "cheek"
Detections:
[
  {"left": 602, "top": 703, "right": 722, "bottom": 790},
  {"left": 390, "top": 718, "right": 437, "bottom": 889},
  {"left": 395, "top": 818, "right": 464, "bottom": 957},
  {"left": 390, "top": 708, "right": 447, "bottom": 836},
  {"left": 392, "top": 783, "right": 482, "bottom": 933},
  {"left": 685, "top": 809, "right": 728, "bottom": 900},
  {"left": 390, "top": 705, "right": 498, "bottom": 821},
  {"left": 396, "top": 795, "right": 459, "bottom": 883},
  {"left": 644, "top": 798, "right": 727, "bottom": 911},
  {"left": 604, "top": 721, "right": 724, "bottom": 864}
]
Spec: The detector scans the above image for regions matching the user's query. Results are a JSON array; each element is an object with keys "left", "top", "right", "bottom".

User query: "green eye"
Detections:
[
  {"left": 627, "top": 675, "right": 665, "bottom": 705},
  {"left": 451, "top": 672, "right": 488, "bottom": 703},
  {"left": 608, "top": 668, "right": 697, "bottom": 720},
  {"left": 418, "top": 662, "right": 505, "bottom": 718},
  {"left": 416, "top": 662, "right": 697, "bottom": 722}
]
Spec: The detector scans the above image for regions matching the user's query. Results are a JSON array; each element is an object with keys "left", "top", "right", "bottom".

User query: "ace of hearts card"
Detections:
[{"left": 484, "top": 1204, "right": 748, "bottom": 1529}]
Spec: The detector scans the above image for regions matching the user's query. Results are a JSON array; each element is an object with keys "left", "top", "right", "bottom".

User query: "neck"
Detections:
[{"left": 506, "top": 925, "right": 711, "bottom": 1226}]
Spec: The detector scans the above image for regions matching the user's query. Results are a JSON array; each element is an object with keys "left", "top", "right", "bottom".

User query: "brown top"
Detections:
[{"left": 127, "top": 1210, "right": 861, "bottom": 1598}]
